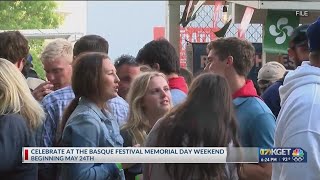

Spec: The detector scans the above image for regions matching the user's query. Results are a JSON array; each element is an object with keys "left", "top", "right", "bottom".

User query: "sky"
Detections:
[{"left": 86, "top": 1, "right": 166, "bottom": 61}]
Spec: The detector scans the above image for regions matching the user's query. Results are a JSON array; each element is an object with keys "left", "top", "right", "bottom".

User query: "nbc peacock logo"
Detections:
[{"left": 292, "top": 148, "right": 304, "bottom": 162}]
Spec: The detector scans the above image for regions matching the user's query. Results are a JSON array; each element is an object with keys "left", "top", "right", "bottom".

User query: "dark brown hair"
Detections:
[
  {"left": 156, "top": 73, "right": 241, "bottom": 180},
  {"left": 136, "top": 38, "right": 180, "bottom": 74},
  {"left": 60, "top": 52, "right": 109, "bottom": 137},
  {"left": 207, "top": 37, "right": 255, "bottom": 77},
  {"left": 0, "top": 31, "right": 29, "bottom": 64},
  {"left": 73, "top": 35, "right": 109, "bottom": 57}
]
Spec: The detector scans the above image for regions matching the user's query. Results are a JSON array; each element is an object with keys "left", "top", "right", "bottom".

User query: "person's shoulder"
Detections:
[
  {"left": 170, "top": 89, "right": 187, "bottom": 105},
  {"left": 0, "top": 114, "right": 30, "bottom": 135},
  {"left": 66, "top": 108, "right": 101, "bottom": 130},
  {"left": 0, "top": 113, "right": 26, "bottom": 124},
  {"left": 42, "top": 86, "right": 74, "bottom": 106},
  {"left": 108, "top": 96, "right": 128, "bottom": 107},
  {"left": 261, "top": 82, "right": 281, "bottom": 99},
  {"left": 247, "top": 97, "right": 273, "bottom": 111},
  {"left": 235, "top": 97, "right": 275, "bottom": 118},
  {"left": 170, "top": 88, "right": 186, "bottom": 95}
]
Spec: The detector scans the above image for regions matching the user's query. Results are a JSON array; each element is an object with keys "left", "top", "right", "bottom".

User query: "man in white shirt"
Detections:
[{"left": 273, "top": 18, "right": 320, "bottom": 180}]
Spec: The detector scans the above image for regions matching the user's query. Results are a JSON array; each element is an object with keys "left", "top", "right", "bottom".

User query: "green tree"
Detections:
[{"left": 0, "top": 1, "right": 64, "bottom": 79}]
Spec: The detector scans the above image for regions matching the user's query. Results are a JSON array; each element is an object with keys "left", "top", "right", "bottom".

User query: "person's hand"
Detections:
[{"left": 32, "top": 81, "right": 54, "bottom": 101}]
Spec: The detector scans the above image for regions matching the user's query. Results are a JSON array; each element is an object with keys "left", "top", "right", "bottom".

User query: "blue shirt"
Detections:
[
  {"left": 37, "top": 86, "right": 128, "bottom": 147},
  {"left": 170, "top": 89, "right": 187, "bottom": 106},
  {"left": 61, "top": 97, "right": 124, "bottom": 180},
  {"left": 233, "top": 97, "right": 276, "bottom": 148}
]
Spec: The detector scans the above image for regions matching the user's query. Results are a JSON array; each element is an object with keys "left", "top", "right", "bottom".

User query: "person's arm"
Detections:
[
  {"left": 241, "top": 113, "right": 275, "bottom": 180},
  {"left": 62, "top": 114, "right": 119, "bottom": 180},
  {"left": 272, "top": 132, "right": 320, "bottom": 180},
  {"left": 241, "top": 163, "right": 272, "bottom": 180},
  {"left": 0, "top": 115, "right": 33, "bottom": 171},
  {"left": 36, "top": 103, "right": 57, "bottom": 147}
]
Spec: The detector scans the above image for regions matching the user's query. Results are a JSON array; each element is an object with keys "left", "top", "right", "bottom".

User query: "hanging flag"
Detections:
[
  {"left": 190, "top": 0, "right": 206, "bottom": 20},
  {"left": 180, "top": 0, "right": 206, "bottom": 27},
  {"left": 180, "top": 0, "right": 196, "bottom": 27},
  {"left": 213, "top": 1, "right": 222, "bottom": 28},
  {"left": 237, "top": 7, "right": 255, "bottom": 39},
  {"left": 214, "top": 18, "right": 232, "bottom": 38},
  {"left": 263, "top": 10, "right": 299, "bottom": 54}
]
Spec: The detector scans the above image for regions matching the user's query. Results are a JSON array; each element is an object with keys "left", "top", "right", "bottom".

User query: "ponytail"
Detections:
[{"left": 55, "top": 96, "right": 80, "bottom": 146}]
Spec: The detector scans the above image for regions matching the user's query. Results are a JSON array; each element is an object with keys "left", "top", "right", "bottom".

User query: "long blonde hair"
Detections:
[
  {"left": 0, "top": 58, "right": 44, "bottom": 130},
  {"left": 122, "top": 71, "right": 168, "bottom": 145}
]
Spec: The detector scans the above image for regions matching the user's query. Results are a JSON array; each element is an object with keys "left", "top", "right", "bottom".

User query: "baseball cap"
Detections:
[
  {"left": 289, "top": 24, "right": 309, "bottom": 49},
  {"left": 307, "top": 17, "right": 320, "bottom": 52},
  {"left": 258, "top": 61, "right": 286, "bottom": 83}
]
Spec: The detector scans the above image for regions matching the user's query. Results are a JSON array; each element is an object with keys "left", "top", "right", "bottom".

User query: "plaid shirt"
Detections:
[{"left": 36, "top": 86, "right": 129, "bottom": 147}]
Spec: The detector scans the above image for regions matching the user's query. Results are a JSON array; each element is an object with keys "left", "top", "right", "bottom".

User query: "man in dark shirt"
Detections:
[{"left": 262, "top": 24, "right": 310, "bottom": 118}]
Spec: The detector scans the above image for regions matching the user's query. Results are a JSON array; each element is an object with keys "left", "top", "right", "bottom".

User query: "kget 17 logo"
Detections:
[
  {"left": 259, "top": 148, "right": 307, "bottom": 163},
  {"left": 260, "top": 148, "right": 291, "bottom": 156}
]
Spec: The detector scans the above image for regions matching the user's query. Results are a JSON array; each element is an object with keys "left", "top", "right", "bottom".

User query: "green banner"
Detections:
[{"left": 263, "top": 10, "right": 299, "bottom": 54}]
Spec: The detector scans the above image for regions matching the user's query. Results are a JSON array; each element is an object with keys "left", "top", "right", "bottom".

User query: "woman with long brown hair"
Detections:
[
  {"left": 59, "top": 52, "right": 124, "bottom": 180},
  {"left": 144, "top": 73, "right": 240, "bottom": 180}
]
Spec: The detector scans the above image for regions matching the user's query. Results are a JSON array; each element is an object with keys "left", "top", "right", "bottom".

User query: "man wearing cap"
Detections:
[
  {"left": 257, "top": 61, "right": 286, "bottom": 93},
  {"left": 288, "top": 24, "right": 310, "bottom": 67},
  {"left": 272, "top": 17, "right": 320, "bottom": 180},
  {"left": 257, "top": 61, "right": 287, "bottom": 118}
]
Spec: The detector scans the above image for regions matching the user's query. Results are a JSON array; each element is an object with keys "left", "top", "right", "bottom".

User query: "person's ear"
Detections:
[
  {"left": 16, "top": 58, "right": 25, "bottom": 71},
  {"left": 152, "top": 63, "right": 160, "bottom": 71},
  {"left": 226, "top": 56, "right": 233, "bottom": 67}
]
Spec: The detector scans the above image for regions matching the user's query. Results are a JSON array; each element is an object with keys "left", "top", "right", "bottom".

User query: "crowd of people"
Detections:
[{"left": 0, "top": 16, "right": 319, "bottom": 180}]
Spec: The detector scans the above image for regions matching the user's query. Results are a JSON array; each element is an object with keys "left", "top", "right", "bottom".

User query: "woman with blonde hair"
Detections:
[
  {"left": 0, "top": 58, "right": 44, "bottom": 179},
  {"left": 144, "top": 73, "right": 240, "bottom": 180},
  {"left": 121, "top": 71, "right": 172, "bottom": 180}
]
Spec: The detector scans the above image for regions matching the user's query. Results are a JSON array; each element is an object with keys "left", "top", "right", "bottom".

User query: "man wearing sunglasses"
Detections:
[
  {"left": 261, "top": 24, "right": 310, "bottom": 118},
  {"left": 287, "top": 24, "right": 310, "bottom": 67}
]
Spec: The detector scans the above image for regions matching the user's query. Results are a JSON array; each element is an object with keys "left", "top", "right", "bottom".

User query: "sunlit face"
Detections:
[
  {"left": 142, "top": 76, "right": 172, "bottom": 117},
  {"left": 206, "top": 49, "right": 228, "bottom": 77},
  {"left": 117, "top": 64, "right": 141, "bottom": 99},
  {"left": 100, "top": 59, "right": 120, "bottom": 100},
  {"left": 43, "top": 56, "right": 72, "bottom": 90}
]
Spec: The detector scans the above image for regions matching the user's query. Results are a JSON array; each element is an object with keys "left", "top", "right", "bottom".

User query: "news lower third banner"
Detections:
[{"left": 22, "top": 147, "right": 307, "bottom": 164}]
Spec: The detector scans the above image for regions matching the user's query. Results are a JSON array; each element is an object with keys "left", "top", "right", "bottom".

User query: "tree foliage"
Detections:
[
  {"left": 0, "top": 1, "right": 64, "bottom": 79},
  {"left": 0, "top": 1, "right": 63, "bottom": 29}
]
